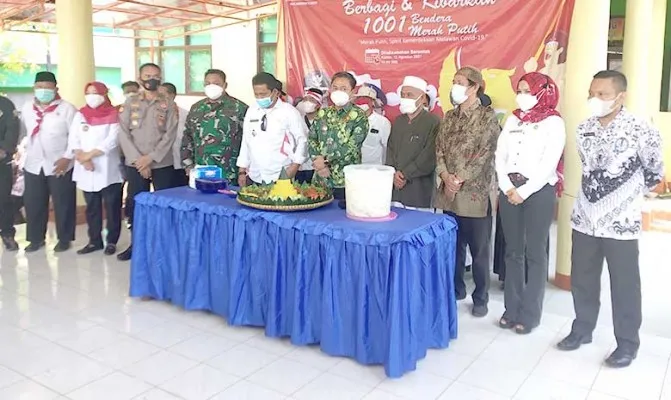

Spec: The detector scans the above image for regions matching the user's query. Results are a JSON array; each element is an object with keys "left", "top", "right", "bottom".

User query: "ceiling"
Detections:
[{"left": 0, "top": 0, "right": 276, "bottom": 36}]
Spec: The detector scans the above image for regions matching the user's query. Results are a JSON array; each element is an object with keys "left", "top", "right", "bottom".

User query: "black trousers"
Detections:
[
  {"left": 0, "top": 163, "right": 15, "bottom": 238},
  {"left": 83, "top": 183, "right": 123, "bottom": 246},
  {"left": 172, "top": 168, "right": 188, "bottom": 187},
  {"left": 295, "top": 170, "right": 314, "bottom": 184},
  {"left": 125, "top": 166, "right": 174, "bottom": 228},
  {"left": 448, "top": 206, "right": 493, "bottom": 307},
  {"left": 570, "top": 230, "right": 641, "bottom": 351},
  {"left": 499, "top": 184, "right": 555, "bottom": 328},
  {"left": 24, "top": 169, "right": 76, "bottom": 243}
]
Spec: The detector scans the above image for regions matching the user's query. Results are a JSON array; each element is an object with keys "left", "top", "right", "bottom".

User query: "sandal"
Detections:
[
  {"left": 498, "top": 317, "right": 515, "bottom": 329},
  {"left": 514, "top": 324, "right": 533, "bottom": 335}
]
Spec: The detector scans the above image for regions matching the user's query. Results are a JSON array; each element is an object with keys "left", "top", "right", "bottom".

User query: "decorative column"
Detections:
[
  {"left": 645, "top": 0, "right": 668, "bottom": 118},
  {"left": 621, "top": 0, "right": 656, "bottom": 117},
  {"left": 55, "top": 0, "right": 95, "bottom": 107},
  {"left": 554, "top": 0, "right": 610, "bottom": 290}
]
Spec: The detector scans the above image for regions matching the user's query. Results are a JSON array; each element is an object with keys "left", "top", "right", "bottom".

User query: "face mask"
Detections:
[
  {"left": 516, "top": 93, "right": 538, "bottom": 112},
  {"left": 204, "top": 84, "right": 224, "bottom": 100},
  {"left": 588, "top": 96, "right": 617, "bottom": 118},
  {"left": 357, "top": 104, "right": 370, "bottom": 113},
  {"left": 34, "top": 88, "right": 56, "bottom": 104},
  {"left": 85, "top": 94, "right": 105, "bottom": 109},
  {"left": 330, "top": 90, "right": 350, "bottom": 107},
  {"left": 256, "top": 96, "right": 273, "bottom": 109},
  {"left": 451, "top": 84, "right": 469, "bottom": 105},
  {"left": 297, "top": 101, "right": 317, "bottom": 115},
  {"left": 423, "top": 106, "right": 430, "bottom": 112},
  {"left": 124, "top": 93, "right": 137, "bottom": 101},
  {"left": 142, "top": 78, "right": 161, "bottom": 91},
  {"left": 399, "top": 97, "right": 420, "bottom": 115}
]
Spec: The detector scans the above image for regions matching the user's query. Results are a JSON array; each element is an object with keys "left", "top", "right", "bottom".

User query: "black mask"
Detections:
[{"left": 142, "top": 78, "right": 161, "bottom": 91}]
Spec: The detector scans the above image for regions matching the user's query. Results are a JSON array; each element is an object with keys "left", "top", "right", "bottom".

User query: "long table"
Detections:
[{"left": 129, "top": 187, "right": 458, "bottom": 377}]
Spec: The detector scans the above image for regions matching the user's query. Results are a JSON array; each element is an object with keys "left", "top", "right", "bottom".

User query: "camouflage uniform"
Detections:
[
  {"left": 181, "top": 95, "right": 248, "bottom": 181},
  {"left": 308, "top": 104, "right": 369, "bottom": 188}
]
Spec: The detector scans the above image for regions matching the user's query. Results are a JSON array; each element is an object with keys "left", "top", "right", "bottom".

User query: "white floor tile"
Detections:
[
  {"left": 283, "top": 345, "right": 342, "bottom": 371},
  {"left": 130, "top": 320, "right": 202, "bottom": 348},
  {"left": 211, "top": 380, "right": 286, "bottom": 400},
  {"left": 591, "top": 353, "right": 668, "bottom": 400},
  {"left": 246, "top": 358, "right": 322, "bottom": 395},
  {"left": 67, "top": 372, "right": 152, "bottom": 400},
  {"left": 0, "top": 365, "right": 26, "bottom": 390},
  {"left": 159, "top": 364, "right": 240, "bottom": 400},
  {"left": 168, "top": 331, "right": 239, "bottom": 362},
  {"left": 458, "top": 358, "right": 529, "bottom": 397},
  {"left": 206, "top": 343, "right": 279, "bottom": 378},
  {"left": 88, "top": 337, "right": 161, "bottom": 368},
  {"left": 132, "top": 388, "right": 183, "bottom": 400},
  {"left": 0, "top": 379, "right": 61, "bottom": 400},
  {"left": 531, "top": 349, "right": 602, "bottom": 388},
  {"left": 244, "top": 335, "right": 296, "bottom": 356},
  {"left": 419, "top": 348, "right": 476, "bottom": 379},
  {"left": 513, "top": 375, "right": 589, "bottom": 400},
  {"left": 292, "top": 373, "right": 372, "bottom": 400},
  {"left": 55, "top": 325, "right": 127, "bottom": 354},
  {"left": 30, "top": 352, "right": 113, "bottom": 394},
  {"left": 437, "top": 381, "right": 509, "bottom": 400},
  {"left": 328, "top": 358, "right": 388, "bottom": 387},
  {"left": 376, "top": 370, "right": 452, "bottom": 399},
  {"left": 586, "top": 391, "right": 625, "bottom": 400},
  {"left": 362, "top": 389, "right": 409, "bottom": 400},
  {"left": 123, "top": 350, "right": 198, "bottom": 385}
]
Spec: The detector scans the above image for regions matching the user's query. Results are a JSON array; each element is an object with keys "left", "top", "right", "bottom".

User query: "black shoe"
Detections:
[
  {"left": 104, "top": 244, "right": 117, "bottom": 255},
  {"left": 514, "top": 324, "right": 534, "bottom": 335},
  {"left": 498, "top": 317, "right": 515, "bottom": 329},
  {"left": 24, "top": 241, "right": 45, "bottom": 253},
  {"left": 472, "top": 304, "right": 488, "bottom": 318},
  {"left": 557, "top": 332, "right": 593, "bottom": 351},
  {"left": 54, "top": 241, "right": 71, "bottom": 252},
  {"left": 117, "top": 246, "right": 132, "bottom": 261},
  {"left": 77, "top": 243, "right": 103, "bottom": 255},
  {"left": 604, "top": 347, "right": 637, "bottom": 368},
  {"left": 1, "top": 236, "right": 19, "bottom": 252},
  {"left": 456, "top": 291, "right": 467, "bottom": 301}
]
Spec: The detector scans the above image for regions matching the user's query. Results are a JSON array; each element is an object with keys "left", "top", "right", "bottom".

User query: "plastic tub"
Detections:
[{"left": 344, "top": 164, "right": 395, "bottom": 219}]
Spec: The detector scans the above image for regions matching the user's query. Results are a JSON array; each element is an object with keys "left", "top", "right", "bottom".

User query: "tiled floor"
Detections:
[{"left": 0, "top": 223, "right": 670, "bottom": 400}]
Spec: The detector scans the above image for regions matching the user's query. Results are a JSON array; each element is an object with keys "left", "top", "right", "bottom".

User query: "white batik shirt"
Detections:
[{"left": 571, "top": 108, "right": 664, "bottom": 240}]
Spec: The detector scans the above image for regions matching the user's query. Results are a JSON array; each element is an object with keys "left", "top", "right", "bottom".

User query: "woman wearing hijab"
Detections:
[
  {"left": 67, "top": 82, "right": 123, "bottom": 255},
  {"left": 434, "top": 66, "right": 500, "bottom": 318},
  {"left": 495, "top": 72, "right": 565, "bottom": 334}
]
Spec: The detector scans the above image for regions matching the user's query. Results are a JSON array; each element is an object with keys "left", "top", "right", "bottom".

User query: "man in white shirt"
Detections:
[
  {"left": 237, "top": 72, "right": 308, "bottom": 186},
  {"left": 353, "top": 85, "right": 391, "bottom": 165},
  {"left": 294, "top": 88, "right": 324, "bottom": 183},
  {"left": 159, "top": 82, "right": 189, "bottom": 187},
  {"left": 557, "top": 70, "right": 664, "bottom": 368},
  {"left": 21, "top": 71, "right": 77, "bottom": 253}
]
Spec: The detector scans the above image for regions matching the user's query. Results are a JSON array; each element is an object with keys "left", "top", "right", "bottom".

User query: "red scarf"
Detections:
[
  {"left": 31, "top": 94, "right": 62, "bottom": 138},
  {"left": 80, "top": 82, "right": 119, "bottom": 126},
  {"left": 512, "top": 72, "right": 565, "bottom": 197}
]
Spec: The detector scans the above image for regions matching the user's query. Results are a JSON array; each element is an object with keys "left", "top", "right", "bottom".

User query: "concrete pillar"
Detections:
[
  {"left": 621, "top": 0, "right": 656, "bottom": 118},
  {"left": 55, "top": 0, "right": 95, "bottom": 107},
  {"left": 554, "top": 0, "right": 610, "bottom": 290},
  {"left": 646, "top": 0, "right": 668, "bottom": 118}
]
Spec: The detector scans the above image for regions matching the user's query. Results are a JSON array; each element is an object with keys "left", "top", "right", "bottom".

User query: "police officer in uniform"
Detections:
[
  {"left": 117, "top": 63, "right": 178, "bottom": 261},
  {"left": 0, "top": 95, "right": 21, "bottom": 251}
]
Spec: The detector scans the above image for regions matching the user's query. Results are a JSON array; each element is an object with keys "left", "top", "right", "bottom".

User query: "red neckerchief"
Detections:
[{"left": 31, "top": 97, "right": 62, "bottom": 138}]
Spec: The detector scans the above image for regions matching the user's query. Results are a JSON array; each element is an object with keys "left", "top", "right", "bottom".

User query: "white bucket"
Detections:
[{"left": 344, "top": 164, "right": 395, "bottom": 218}]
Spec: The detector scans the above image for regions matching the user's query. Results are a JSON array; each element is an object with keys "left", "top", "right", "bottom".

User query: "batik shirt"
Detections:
[
  {"left": 308, "top": 104, "right": 368, "bottom": 188},
  {"left": 571, "top": 108, "right": 663, "bottom": 240},
  {"left": 181, "top": 94, "right": 248, "bottom": 181}
]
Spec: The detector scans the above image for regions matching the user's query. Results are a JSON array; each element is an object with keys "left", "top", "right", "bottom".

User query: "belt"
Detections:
[{"left": 508, "top": 173, "right": 528, "bottom": 188}]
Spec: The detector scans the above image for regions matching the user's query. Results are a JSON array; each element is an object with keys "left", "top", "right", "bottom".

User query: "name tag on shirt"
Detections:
[
  {"left": 583, "top": 132, "right": 596, "bottom": 137},
  {"left": 509, "top": 129, "right": 523, "bottom": 134},
  {"left": 410, "top": 134, "right": 420, "bottom": 142},
  {"left": 250, "top": 119, "right": 260, "bottom": 123},
  {"left": 370, "top": 129, "right": 379, "bottom": 134}
]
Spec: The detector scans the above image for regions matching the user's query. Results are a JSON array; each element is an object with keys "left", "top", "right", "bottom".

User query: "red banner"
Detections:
[{"left": 283, "top": 0, "right": 575, "bottom": 121}]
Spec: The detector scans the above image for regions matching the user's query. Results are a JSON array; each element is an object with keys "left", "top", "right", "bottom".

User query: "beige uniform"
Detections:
[{"left": 118, "top": 92, "right": 178, "bottom": 169}]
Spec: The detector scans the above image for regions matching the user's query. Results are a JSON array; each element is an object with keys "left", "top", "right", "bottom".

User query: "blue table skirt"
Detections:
[{"left": 130, "top": 187, "right": 458, "bottom": 377}]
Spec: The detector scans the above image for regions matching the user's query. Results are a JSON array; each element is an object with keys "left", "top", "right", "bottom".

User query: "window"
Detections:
[
  {"left": 257, "top": 15, "right": 278, "bottom": 75},
  {"left": 134, "top": 23, "right": 212, "bottom": 95}
]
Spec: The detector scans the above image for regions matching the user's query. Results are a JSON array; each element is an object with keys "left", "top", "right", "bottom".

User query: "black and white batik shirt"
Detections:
[{"left": 571, "top": 107, "right": 664, "bottom": 240}]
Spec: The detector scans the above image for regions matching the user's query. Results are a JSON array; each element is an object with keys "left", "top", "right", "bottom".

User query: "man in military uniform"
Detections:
[
  {"left": 117, "top": 63, "right": 178, "bottom": 261},
  {"left": 181, "top": 69, "right": 248, "bottom": 181},
  {"left": 0, "top": 94, "right": 21, "bottom": 251}
]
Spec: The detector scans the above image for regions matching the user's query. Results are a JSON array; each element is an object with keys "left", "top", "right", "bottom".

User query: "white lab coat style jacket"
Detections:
[{"left": 67, "top": 112, "right": 123, "bottom": 192}]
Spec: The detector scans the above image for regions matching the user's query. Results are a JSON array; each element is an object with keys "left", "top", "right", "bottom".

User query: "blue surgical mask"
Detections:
[
  {"left": 35, "top": 88, "right": 56, "bottom": 104},
  {"left": 256, "top": 97, "right": 273, "bottom": 109}
]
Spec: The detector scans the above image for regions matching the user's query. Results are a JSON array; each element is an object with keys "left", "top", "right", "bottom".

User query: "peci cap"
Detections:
[
  {"left": 35, "top": 71, "right": 57, "bottom": 84},
  {"left": 304, "top": 88, "right": 324, "bottom": 104},
  {"left": 401, "top": 76, "right": 428, "bottom": 93}
]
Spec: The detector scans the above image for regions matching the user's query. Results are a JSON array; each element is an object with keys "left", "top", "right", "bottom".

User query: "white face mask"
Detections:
[
  {"left": 330, "top": 90, "right": 350, "bottom": 107},
  {"left": 297, "top": 101, "right": 317, "bottom": 115},
  {"left": 399, "top": 97, "right": 420, "bottom": 115},
  {"left": 204, "top": 84, "right": 224, "bottom": 100},
  {"left": 357, "top": 104, "right": 370, "bottom": 113},
  {"left": 516, "top": 93, "right": 538, "bottom": 112},
  {"left": 588, "top": 96, "right": 617, "bottom": 118},
  {"left": 451, "top": 84, "right": 469, "bottom": 105},
  {"left": 85, "top": 94, "right": 105, "bottom": 109}
]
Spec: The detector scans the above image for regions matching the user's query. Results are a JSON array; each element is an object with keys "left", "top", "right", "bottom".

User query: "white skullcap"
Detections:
[{"left": 401, "top": 76, "right": 428, "bottom": 92}]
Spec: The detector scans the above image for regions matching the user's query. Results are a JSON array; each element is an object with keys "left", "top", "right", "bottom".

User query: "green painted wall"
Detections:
[
  {"left": 611, "top": 0, "right": 626, "bottom": 16},
  {"left": 0, "top": 66, "right": 122, "bottom": 92}
]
